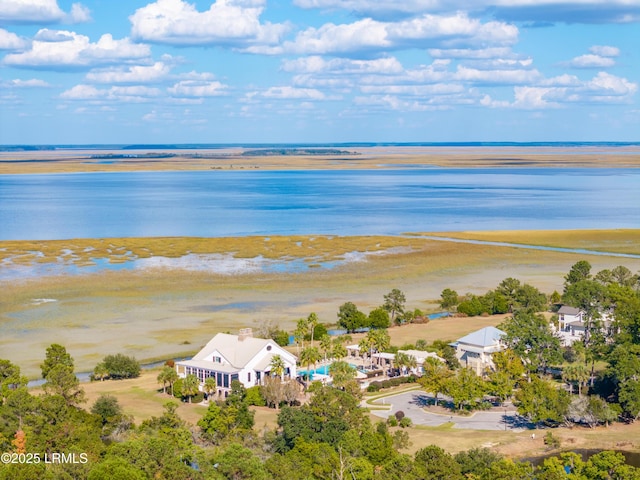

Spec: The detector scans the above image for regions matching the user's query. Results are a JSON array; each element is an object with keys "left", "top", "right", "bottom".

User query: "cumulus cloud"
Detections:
[
  {"left": 167, "top": 79, "right": 228, "bottom": 97},
  {"left": 281, "top": 56, "right": 403, "bottom": 74},
  {"left": 293, "top": 0, "right": 640, "bottom": 24},
  {"left": 129, "top": 0, "right": 288, "bottom": 47},
  {"left": 275, "top": 13, "right": 517, "bottom": 56},
  {"left": 564, "top": 45, "right": 621, "bottom": 68},
  {"left": 0, "top": 0, "right": 91, "bottom": 24},
  {"left": 59, "top": 84, "right": 162, "bottom": 102},
  {"left": 86, "top": 62, "right": 172, "bottom": 84},
  {"left": 0, "top": 78, "right": 51, "bottom": 88},
  {"left": 0, "top": 28, "right": 28, "bottom": 50},
  {"left": 3, "top": 29, "right": 150, "bottom": 68}
]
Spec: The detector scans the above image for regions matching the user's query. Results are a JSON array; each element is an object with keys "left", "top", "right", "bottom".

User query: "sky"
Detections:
[{"left": 0, "top": 0, "right": 639, "bottom": 144}]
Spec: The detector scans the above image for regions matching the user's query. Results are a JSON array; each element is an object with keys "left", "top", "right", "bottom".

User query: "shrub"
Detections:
[
  {"left": 367, "top": 384, "right": 381, "bottom": 393},
  {"left": 399, "top": 417, "right": 412, "bottom": 428},
  {"left": 544, "top": 431, "right": 560, "bottom": 449},
  {"left": 245, "top": 386, "right": 266, "bottom": 406},
  {"left": 191, "top": 392, "right": 205, "bottom": 404},
  {"left": 173, "top": 378, "right": 183, "bottom": 399},
  {"left": 165, "top": 359, "right": 175, "bottom": 368},
  {"left": 387, "top": 416, "right": 398, "bottom": 427}
]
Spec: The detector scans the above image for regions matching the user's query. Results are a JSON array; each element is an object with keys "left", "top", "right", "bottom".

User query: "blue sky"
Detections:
[{"left": 0, "top": 0, "right": 638, "bottom": 144}]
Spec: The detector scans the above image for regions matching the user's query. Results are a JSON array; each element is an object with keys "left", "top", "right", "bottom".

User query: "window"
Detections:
[{"left": 248, "top": 372, "right": 251, "bottom": 382}]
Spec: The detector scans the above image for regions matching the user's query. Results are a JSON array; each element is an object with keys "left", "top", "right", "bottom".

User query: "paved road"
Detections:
[{"left": 369, "top": 391, "right": 532, "bottom": 431}]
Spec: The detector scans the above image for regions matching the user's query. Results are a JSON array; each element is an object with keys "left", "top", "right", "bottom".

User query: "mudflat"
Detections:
[{"left": 3, "top": 231, "right": 640, "bottom": 378}]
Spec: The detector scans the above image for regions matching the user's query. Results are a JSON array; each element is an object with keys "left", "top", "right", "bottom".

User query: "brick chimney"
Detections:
[{"left": 238, "top": 328, "right": 253, "bottom": 341}]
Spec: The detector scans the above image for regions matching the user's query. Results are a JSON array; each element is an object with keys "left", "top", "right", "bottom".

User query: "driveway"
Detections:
[{"left": 369, "top": 390, "right": 532, "bottom": 431}]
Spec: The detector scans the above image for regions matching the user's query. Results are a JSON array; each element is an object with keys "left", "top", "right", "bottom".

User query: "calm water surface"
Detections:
[{"left": 1, "top": 168, "right": 639, "bottom": 241}]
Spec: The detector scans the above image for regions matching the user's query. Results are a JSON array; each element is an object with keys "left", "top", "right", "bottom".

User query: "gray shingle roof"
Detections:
[{"left": 558, "top": 305, "right": 582, "bottom": 315}]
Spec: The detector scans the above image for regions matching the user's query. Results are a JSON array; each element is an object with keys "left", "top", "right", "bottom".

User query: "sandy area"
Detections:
[
  {"left": 4, "top": 233, "right": 640, "bottom": 378},
  {"left": 1, "top": 145, "right": 640, "bottom": 174}
]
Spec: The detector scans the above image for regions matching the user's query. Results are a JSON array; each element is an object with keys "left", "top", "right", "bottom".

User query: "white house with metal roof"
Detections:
[
  {"left": 175, "top": 328, "right": 297, "bottom": 397},
  {"left": 453, "top": 326, "right": 506, "bottom": 375}
]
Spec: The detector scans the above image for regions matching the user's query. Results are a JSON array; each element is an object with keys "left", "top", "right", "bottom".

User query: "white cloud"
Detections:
[
  {"left": 60, "top": 84, "right": 162, "bottom": 102},
  {"left": 86, "top": 62, "right": 172, "bottom": 84},
  {"left": 0, "top": 0, "right": 90, "bottom": 24},
  {"left": 292, "top": 0, "right": 640, "bottom": 24},
  {"left": 248, "top": 86, "right": 327, "bottom": 100},
  {"left": 281, "top": 56, "right": 403, "bottom": 74},
  {"left": 564, "top": 45, "right": 621, "bottom": 69},
  {"left": 454, "top": 65, "right": 541, "bottom": 84},
  {"left": 168, "top": 79, "right": 228, "bottom": 97},
  {"left": 566, "top": 54, "right": 616, "bottom": 69},
  {"left": 3, "top": 30, "right": 150, "bottom": 68},
  {"left": 278, "top": 13, "right": 517, "bottom": 56},
  {"left": 0, "top": 28, "right": 28, "bottom": 50},
  {"left": 1, "top": 78, "right": 51, "bottom": 88},
  {"left": 129, "top": 0, "right": 288, "bottom": 47},
  {"left": 590, "top": 45, "right": 620, "bottom": 57}
]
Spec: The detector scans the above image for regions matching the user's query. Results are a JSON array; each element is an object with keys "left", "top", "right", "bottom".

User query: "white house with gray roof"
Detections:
[
  {"left": 176, "top": 328, "right": 297, "bottom": 397},
  {"left": 453, "top": 326, "right": 506, "bottom": 375}
]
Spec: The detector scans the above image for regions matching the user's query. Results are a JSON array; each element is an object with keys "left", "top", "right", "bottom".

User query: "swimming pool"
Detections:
[{"left": 298, "top": 363, "right": 357, "bottom": 379}]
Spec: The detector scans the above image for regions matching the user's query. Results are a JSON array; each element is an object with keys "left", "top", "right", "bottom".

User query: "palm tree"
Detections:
[
  {"left": 203, "top": 376, "right": 217, "bottom": 401},
  {"left": 94, "top": 362, "right": 109, "bottom": 382},
  {"left": 270, "top": 354, "right": 286, "bottom": 381},
  {"left": 299, "top": 346, "right": 321, "bottom": 381},
  {"left": 358, "top": 336, "right": 372, "bottom": 367},
  {"left": 563, "top": 363, "right": 589, "bottom": 396},
  {"left": 394, "top": 352, "right": 417, "bottom": 376},
  {"left": 294, "top": 318, "right": 308, "bottom": 353},
  {"left": 331, "top": 338, "right": 348, "bottom": 360},
  {"left": 420, "top": 357, "right": 452, "bottom": 406},
  {"left": 307, "top": 312, "right": 319, "bottom": 347},
  {"left": 366, "top": 328, "right": 391, "bottom": 368},
  {"left": 182, "top": 373, "right": 199, "bottom": 403},
  {"left": 165, "top": 368, "right": 179, "bottom": 397},
  {"left": 320, "top": 334, "right": 333, "bottom": 362},
  {"left": 157, "top": 366, "right": 174, "bottom": 394}
]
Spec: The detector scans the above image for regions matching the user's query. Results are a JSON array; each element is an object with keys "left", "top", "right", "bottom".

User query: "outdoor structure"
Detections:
[
  {"left": 175, "top": 328, "right": 297, "bottom": 397},
  {"left": 554, "top": 305, "right": 616, "bottom": 346},
  {"left": 453, "top": 326, "right": 506, "bottom": 375},
  {"left": 397, "top": 349, "right": 444, "bottom": 374}
]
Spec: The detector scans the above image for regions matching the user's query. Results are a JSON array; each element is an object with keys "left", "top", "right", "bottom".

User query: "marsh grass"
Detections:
[
  {"left": 5, "top": 233, "right": 640, "bottom": 378},
  {"left": 423, "top": 229, "right": 640, "bottom": 255}
]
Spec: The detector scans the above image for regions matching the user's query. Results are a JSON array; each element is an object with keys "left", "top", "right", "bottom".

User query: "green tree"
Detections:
[
  {"left": 337, "top": 301, "right": 367, "bottom": 332},
  {"left": 306, "top": 312, "right": 319, "bottom": 346},
  {"left": 91, "top": 394, "right": 122, "bottom": 426},
  {"left": 101, "top": 353, "right": 140, "bottom": 379},
  {"left": 445, "top": 367, "right": 486, "bottom": 411},
  {"left": 414, "top": 445, "right": 463, "bottom": 479},
  {"left": 269, "top": 354, "right": 286, "bottom": 380},
  {"left": 383, "top": 288, "right": 406, "bottom": 324},
  {"left": 43, "top": 363, "right": 86, "bottom": 406},
  {"left": 93, "top": 362, "right": 109, "bottom": 382},
  {"left": 562, "top": 363, "right": 589, "bottom": 396},
  {"left": 499, "top": 311, "right": 562, "bottom": 376},
  {"left": 564, "top": 260, "right": 592, "bottom": 289},
  {"left": 394, "top": 351, "right": 417, "bottom": 375},
  {"left": 182, "top": 374, "right": 199, "bottom": 403},
  {"left": 40, "top": 343, "right": 74, "bottom": 379},
  {"left": 329, "top": 360, "right": 359, "bottom": 396},
  {"left": 419, "top": 357, "right": 453, "bottom": 406},
  {"left": 215, "top": 443, "right": 270, "bottom": 480},
  {"left": 515, "top": 376, "right": 570, "bottom": 426},
  {"left": 454, "top": 447, "right": 504, "bottom": 479},
  {"left": 203, "top": 376, "right": 217, "bottom": 400},
  {"left": 157, "top": 366, "right": 175, "bottom": 395},
  {"left": 299, "top": 346, "right": 321, "bottom": 380},
  {"left": 440, "top": 288, "right": 459, "bottom": 310},
  {"left": 368, "top": 306, "right": 391, "bottom": 329},
  {"left": 319, "top": 334, "right": 333, "bottom": 362}
]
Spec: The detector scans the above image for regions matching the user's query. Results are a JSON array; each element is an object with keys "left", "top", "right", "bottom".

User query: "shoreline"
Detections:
[{"left": 2, "top": 145, "right": 640, "bottom": 174}]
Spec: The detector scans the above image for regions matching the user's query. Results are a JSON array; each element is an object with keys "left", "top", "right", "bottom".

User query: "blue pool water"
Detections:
[{"left": 298, "top": 363, "right": 358, "bottom": 379}]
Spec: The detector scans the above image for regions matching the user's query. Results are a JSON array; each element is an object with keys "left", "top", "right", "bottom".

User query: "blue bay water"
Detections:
[{"left": 0, "top": 168, "right": 639, "bottom": 241}]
